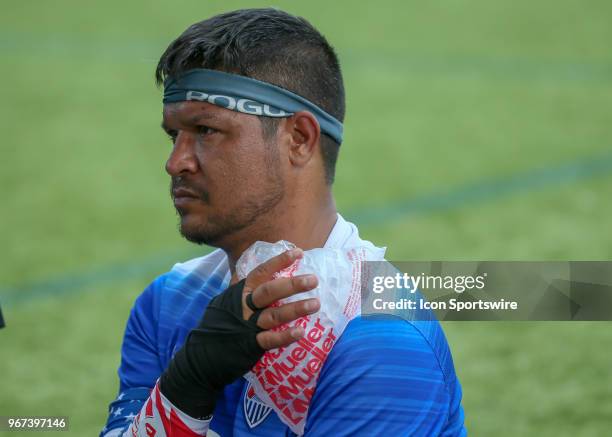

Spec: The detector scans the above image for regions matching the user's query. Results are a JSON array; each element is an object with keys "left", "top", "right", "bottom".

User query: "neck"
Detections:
[{"left": 223, "top": 190, "right": 337, "bottom": 274}]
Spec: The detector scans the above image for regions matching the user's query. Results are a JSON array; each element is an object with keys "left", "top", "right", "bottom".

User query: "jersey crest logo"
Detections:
[{"left": 243, "top": 382, "right": 272, "bottom": 428}]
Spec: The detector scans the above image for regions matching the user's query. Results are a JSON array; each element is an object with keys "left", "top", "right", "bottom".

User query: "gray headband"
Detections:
[{"left": 163, "top": 69, "right": 343, "bottom": 144}]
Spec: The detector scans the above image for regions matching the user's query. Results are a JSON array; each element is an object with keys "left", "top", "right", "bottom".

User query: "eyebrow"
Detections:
[
  {"left": 188, "top": 112, "right": 220, "bottom": 124},
  {"left": 161, "top": 111, "right": 221, "bottom": 133}
]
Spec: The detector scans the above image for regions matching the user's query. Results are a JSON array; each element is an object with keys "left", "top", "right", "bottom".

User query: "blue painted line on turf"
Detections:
[
  {"left": 2, "top": 152, "right": 612, "bottom": 306},
  {"left": 0, "top": 248, "right": 206, "bottom": 306},
  {"left": 345, "top": 152, "right": 612, "bottom": 225}
]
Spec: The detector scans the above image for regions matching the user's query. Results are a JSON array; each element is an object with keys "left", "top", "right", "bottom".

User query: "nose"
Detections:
[{"left": 165, "top": 131, "right": 199, "bottom": 176}]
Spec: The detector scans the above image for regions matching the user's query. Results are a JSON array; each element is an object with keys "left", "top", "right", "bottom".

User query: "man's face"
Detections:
[{"left": 162, "top": 101, "right": 285, "bottom": 247}]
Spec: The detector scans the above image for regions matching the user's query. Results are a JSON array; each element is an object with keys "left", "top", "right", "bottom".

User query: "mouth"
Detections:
[{"left": 172, "top": 187, "right": 201, "bottom": 207}]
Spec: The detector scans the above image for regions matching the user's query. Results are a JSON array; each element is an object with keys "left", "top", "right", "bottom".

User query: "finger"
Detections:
[
  {"left": 257, "top": 298, "right": 320, "bottom": 330},
  {"left": 251, "top": 274, "right": 318, "bottom": 309},
  {"left": 246, "top": 248, "right": 304, "bottom": 289},
  {"left": 257, "top": 326, "right": 305, "bottom": 350}
]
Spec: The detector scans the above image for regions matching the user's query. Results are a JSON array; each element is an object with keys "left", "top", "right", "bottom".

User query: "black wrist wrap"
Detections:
[{"left": 160, "top": 279, "right": 265, "bottom": 418}]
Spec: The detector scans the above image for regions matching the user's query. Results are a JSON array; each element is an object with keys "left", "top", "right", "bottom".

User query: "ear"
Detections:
[{"left": 285, "top": 111, "right": 321, "bottom": 167}]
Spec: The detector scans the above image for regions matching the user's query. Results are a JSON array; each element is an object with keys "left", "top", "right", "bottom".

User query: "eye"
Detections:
[{"left": 197, "top": 125, "right": 217, "bottom": 137}]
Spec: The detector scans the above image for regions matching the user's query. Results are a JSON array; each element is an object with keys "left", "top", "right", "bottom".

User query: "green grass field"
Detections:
[{"left": 2, "top": 1, "right": 612, "bottom": 435}]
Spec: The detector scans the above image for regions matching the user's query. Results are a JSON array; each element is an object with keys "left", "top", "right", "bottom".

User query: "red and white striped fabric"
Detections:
[{"left": 104, "top": 381, "right": 211, "bottom": 437}]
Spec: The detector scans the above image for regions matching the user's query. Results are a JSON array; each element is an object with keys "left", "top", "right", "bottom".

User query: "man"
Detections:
[{"left": 102, "top": 8, "right": 466, "bottom": 436}]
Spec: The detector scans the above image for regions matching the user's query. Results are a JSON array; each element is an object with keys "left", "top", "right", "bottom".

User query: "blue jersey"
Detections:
[{"left": 102, "top": 217, "right": 466, "bottom": 436}]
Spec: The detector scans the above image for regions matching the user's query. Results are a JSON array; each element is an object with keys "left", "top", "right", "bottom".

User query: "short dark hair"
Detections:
[{"left": 156, "top": 8, "right": 345, "bottom": 184}]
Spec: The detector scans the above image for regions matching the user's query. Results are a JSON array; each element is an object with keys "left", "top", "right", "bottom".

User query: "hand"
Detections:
[
  {"left": 160, "top": 247, "right": 320, "bottom": 418},
  {"left": 239, "top": 248, "right": 320, "bottom": 350}
]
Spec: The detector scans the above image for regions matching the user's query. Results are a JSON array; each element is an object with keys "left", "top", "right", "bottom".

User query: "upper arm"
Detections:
[
  {"left": 118, "top": 275, "right": 165, "bottom": 389},
  {"left": 304, "top": 316, "right": 466, "bottom": 437},
  {"left": 101, "top": 276, "right": 166, "bottom": 436}
]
